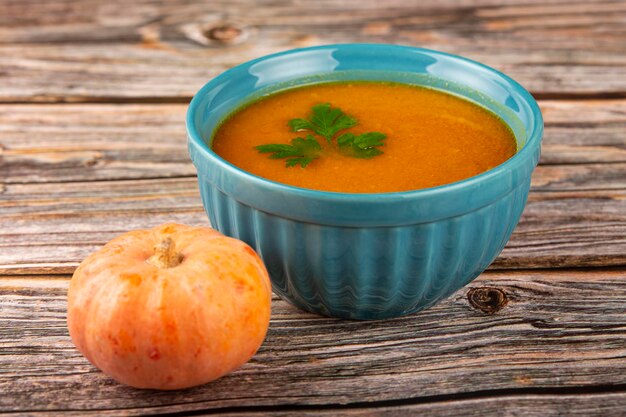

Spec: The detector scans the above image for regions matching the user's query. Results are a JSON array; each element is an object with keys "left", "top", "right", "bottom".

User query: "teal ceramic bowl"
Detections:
[{"left": 187, "top": 44, "right": 543, "bottom": 320}]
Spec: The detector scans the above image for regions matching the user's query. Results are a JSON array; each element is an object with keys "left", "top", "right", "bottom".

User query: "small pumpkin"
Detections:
[{"left": 67, "top": 223, "right": 272, "bottom": 390}]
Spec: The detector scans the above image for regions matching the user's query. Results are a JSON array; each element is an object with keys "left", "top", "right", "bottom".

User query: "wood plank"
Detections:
[
  {"left": 540, "top": 100, "right": 626, "bottom": 164},
  {"left": 1, "top": 101, "right": 625, "bottom": 271},
  {"left": 201, "top": 393, "right": 626, "bottom": 417},
  {"left": 2, "top": 166, "right": 623, "bottom": 214},
  {"left": 0, "top": 178, "right": 625, "bottom": 274},
  {"left": 0, "top": 104, "right": 194, "bottom": 183},
  {"left": 497, "top": 190, "right": 626, "bottom": 269},
  {"left": 5, "top": 0, "right": 626, "bottom": 48},
  {"left": 1, "top": 270, "right": 624, "bottom": 414},
  {"left": 0, "top": 1, "right": 625, "bottom": 101},
  {"left": 4, "top": 394, "right": 626, "bottom": 417},
  {"left": 1, "top": 100, "right": 625, "bottom": 185},
  {"left": 5, "top": 0, "right": 623, "bottom": 41}
]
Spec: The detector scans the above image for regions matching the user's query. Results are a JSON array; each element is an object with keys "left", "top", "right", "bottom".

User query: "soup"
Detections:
[{"left": 211, "top": 82, "right": 517, "bottom": 193}]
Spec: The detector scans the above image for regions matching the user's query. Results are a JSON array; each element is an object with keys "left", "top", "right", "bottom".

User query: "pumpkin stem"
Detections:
[{"left": 147, "top": 237, "right": 182, "bottom": 268}]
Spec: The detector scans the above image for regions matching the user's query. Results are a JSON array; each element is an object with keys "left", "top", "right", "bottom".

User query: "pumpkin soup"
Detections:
[{"left": 211, "top": 82, "right": 517, "bottom": 193}]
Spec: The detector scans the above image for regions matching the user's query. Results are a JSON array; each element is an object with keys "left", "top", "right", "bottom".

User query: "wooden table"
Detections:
[{"left": 1, "top": 1, "right": 625, "bottom": 415}]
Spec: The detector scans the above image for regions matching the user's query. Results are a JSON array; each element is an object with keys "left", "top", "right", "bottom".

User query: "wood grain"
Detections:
[
  {"left": 540, "top": 100, "right": 626, "bottom": 164},
  {"left": 1, "top": 178, "right": 625, "bottom": 274},
  {"left": 2, "top": 0, "right": 625, "bottom": 414},
  {"left": 1, "top": 100, "right": 625, "bottom": 185},
  {"left": 0, "top": 0, "right": 625, "bottom": 101},
  {"left": 1, "top": 100, "right": 624, "bottom": 273},
  {"left": 3, "top": 394, "right": 626, "bottom": 417},
  {"left": 1, "top": 270, "right": 624, "bottom": 414},
  {"left": 98, "top": 393, "right": 626, "bottom": 417},
  {"left": 0, "top": 104, "right": 193, "bottom": 183}
]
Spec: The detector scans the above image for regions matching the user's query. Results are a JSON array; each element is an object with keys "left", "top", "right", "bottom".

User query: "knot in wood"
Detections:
[
  {"left": 467, "top": 287, "right": 507, "bottom": 314},
  {"left": 204, "top": 25, "right": 243, "bottom": 43}
]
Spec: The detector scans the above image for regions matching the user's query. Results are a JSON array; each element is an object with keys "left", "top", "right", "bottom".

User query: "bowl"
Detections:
[{"left": 187, "top": 44, "right": 543, "bottom": 320}]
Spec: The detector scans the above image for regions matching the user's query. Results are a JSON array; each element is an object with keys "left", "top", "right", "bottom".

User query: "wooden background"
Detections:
[{"left": 1, "top": 0, "right": 625, "bottom": 415}]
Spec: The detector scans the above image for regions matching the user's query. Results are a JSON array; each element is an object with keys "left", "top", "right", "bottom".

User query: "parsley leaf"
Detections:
[
  {"left": 255, "top": 103, "right": 387, "bottom": 168},
  {"left": 337, "top": 132, "right": 387, "bottom": 158},
  {"left": 255, "top": 135, "right": 321, "bottom": 168},
  {"left": 288, "top": 103, "right": 357, "bottom": 142}
]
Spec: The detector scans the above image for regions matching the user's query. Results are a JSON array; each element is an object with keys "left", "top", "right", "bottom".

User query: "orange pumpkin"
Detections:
[{"left": 67, "top": 223, "right": 272, "bottom": 390}]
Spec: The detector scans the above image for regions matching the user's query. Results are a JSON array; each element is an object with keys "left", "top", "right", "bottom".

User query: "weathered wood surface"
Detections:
[
  {"left": 1, "top": 0, "right": 626, "bottom": 102},
  {"left": 1, "top": 270, "right": 625, "bottom": 415},
  {"left": 1, "top": 99, "right": 625, "bottom": 273},
  {"left": 2, "top": 394, "right": 626, "bottom": 417},
  {"left": 2, "top": 0, "right": 626, "bottom": 415},
  {"left": 1, "top": 179, "right": 625, "bottom": 274},
  {"left": 1, "top": 100, "right": 625, "bottom": 184}
]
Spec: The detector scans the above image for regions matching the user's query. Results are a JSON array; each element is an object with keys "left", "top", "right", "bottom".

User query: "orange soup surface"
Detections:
[{"left": 212, "top": 82, "right": 517, "bottom": 193}]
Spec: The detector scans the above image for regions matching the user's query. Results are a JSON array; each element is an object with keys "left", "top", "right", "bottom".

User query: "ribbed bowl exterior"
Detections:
[
  {"left": 198, "top": 177, "right": 530, "bottom": 319},
  {"left": 186, "top": 44, "right": 543, "bottom": 320}
]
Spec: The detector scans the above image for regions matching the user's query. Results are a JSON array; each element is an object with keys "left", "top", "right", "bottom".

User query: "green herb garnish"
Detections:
[
  {"left": 255, "top": 135, "right": 321, "bottom": 168},
  {"left": 288, "top": 103, "right": 357, "bottom": 142},
  {"left": 337, "top": 132, "right": 386, "bottom": 159},
  {"left": 256, "top": 103, "right": 386, "bottom": 167}
]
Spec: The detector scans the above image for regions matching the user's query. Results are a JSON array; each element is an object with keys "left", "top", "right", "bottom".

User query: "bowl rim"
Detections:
[{"left": 186, "top": 43, "right": 543, "bottom": 205}]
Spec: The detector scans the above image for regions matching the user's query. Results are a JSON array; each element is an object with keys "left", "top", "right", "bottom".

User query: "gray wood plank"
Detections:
[
  {"left": 1, "top": 1, "right": 625, "bottom": 415},
  {"left": 5, "top": 393, "right": 626, "bottom": 416},
  {"left": 1, "top": 270, "right": 624, "bottom": 414},
  {"left": 6, "top": 0, "right": 621, "bottom": 44},
  {"left": 0, "top": 1, "right": 625, "bottom": 101},
  {"left": 1, "top": 176, "right": 625, "bottom": 274},
  {"left": 1, "top": 100, "right": 624, "bottom": 273},
  {"left": 202, "top": 393, "right": 626, "bottom": 417},
  {"left": 1, "top": 101, "right": 625, "bottom": 185}
]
